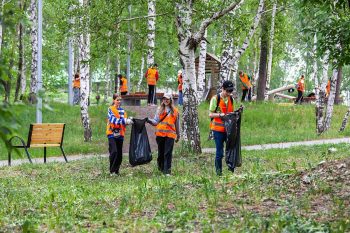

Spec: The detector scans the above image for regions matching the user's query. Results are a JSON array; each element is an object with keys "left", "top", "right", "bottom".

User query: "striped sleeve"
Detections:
[{"left": 108, "top": 107, "right": 126, "bottom": 125}]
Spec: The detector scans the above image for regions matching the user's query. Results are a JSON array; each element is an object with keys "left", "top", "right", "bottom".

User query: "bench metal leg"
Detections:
[
  {"left": 60, "top": 147, "right": 68, "bottom": 163},
  {"left": 8, "top": 148, "right": 12, "bottom": 166},
  {"left": 44, "top": 147, "right": 47, "bottom": 163},
  {"left": 24, "top": 147, "right": 33, "bottom": 164}
]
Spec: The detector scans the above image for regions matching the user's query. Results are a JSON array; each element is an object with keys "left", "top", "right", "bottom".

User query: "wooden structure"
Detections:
[
  {"left": 121, "top": 92, "right": 179, "bottom": 106},
  {"left": 7, "top": 123, "right": 68, "bottom": 166},
  {"left": 195, "top": 52, "right": 221, "bottom": 101}
]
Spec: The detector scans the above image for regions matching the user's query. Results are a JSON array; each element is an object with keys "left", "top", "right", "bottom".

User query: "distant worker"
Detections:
[
  {"left": 118, "top": 74, "right": 128, "bottom": 95},
  {"left": 209, "top": 80, "right": 234, "bottom": 176},
  {"left": 73, "top": 72, "right": 80, "bottom": 105},
  {"left": 295, "top": 74, "right": 305, "bottom": 104},
  {"left": 326, "top": 79, "right": 331, "bottom": 97},
  {"left": 145, "top": 63, "right": 159, "bottom": 106},
  {"left": 238, "top": 71, "right": 252, "bottom": 102},
  {"left": 177, "top": 69, "right": 183, "bottom": 106}
]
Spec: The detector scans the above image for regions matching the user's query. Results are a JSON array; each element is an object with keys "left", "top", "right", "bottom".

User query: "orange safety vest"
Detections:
[
  {"left": 73, "top": 79, "right": 80, "bottom": 88},
  {"left": 106, "top": 106, "right": 127, "bottom": 137},
  {"left": 120, "top": 77, "right": 128, "bottom": 93},
  {"left": 178, "top": 74, "right": 183, "bottom": 91},
  {"left": 239, "top": 73, "right": 252, "bottom": 90},
  {"left": 297, "top": 78, "right": 305, "bottom": 92},
  {"left": 156, "top": 108, "right": 178, "bottom": 139},
  {"left": 210, "top": 96, "right": 234, "bottom": 133},
  {"left": 326, "top": 80, "right": 330, "bottom": 96},
  {"left": 147, "top": 68, "right": 157, "bottom": 85}
]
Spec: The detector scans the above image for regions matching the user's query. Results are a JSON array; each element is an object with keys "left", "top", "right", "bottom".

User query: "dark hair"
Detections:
[
  {"left": 111, "top": 93, "right": 121, "bottom": 106},
  {"left": 74, "top": 73, "right": 80, "bottom": 79},
  {"left": 153, "top": 63, "right": 158, "bottom": 67}
]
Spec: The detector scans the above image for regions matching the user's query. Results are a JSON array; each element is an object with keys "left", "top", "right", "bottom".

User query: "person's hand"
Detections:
[
  {"left": 219, "top": 113, "right": 225, "bottom": 118},
  {"left": 175, "top": 136, "right": 180, "bottom": 143},
  {"left": 126, "top": 118, "right": 133, "bottom": 125}
]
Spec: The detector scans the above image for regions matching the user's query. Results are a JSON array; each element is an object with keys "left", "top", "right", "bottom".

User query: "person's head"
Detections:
[
  {"left": 112, "top": 93, "right": 122, "bottom": 107},
  {"left": 301, "top": 74, "right": 305, "bottom": 79},
  {"left": 117, "top": 74, "right": 123, "bottom": 79},
  {"left": 74, "top": 73, "right": 80, "bottom": 80},
  {"left": 160, "top": 93, "right": 175, "bottom": 113},
  {"left": 221, "top": 80, "right": 234, "bottom": 97},
  {"left": 178, "top": 70, "right": 182, "bottom": 75},
  {"left": 153, "top": 63, "right": 158, "bottom": 68},
  {"left": 238, "top": 71, "right": 243, "bottom": 76}
]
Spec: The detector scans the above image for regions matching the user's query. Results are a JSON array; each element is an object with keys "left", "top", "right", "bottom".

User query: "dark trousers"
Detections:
[
  {"left": 148, "top": 85, "right": 156, "bottom": 104},
  {"left": 156, "top": 136, "right": 175, "bottom": 174},
  {"left": 295, "top": 90, "right": 303, "bottom": 104},
  {"left": 241, "top": 88, "right": 251, "bottom": 102},
  {"left": 108, "top": 137, "right": 123, "bottom": 174},
  {"left": 121, "top": 91, "right": 128, "bottom": 96},
  {"left": 213, "top": 131, "right": 227, "bottom": 175}
]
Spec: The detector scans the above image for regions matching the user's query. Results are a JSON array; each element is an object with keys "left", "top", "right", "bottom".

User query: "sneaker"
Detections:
[{"left": 165, "top": 174, "right": 171, "bottom": 177}]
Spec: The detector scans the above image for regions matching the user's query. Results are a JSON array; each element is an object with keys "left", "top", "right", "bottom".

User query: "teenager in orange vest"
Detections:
[
  {"left": 209, "top": 80, "right": 234, "bottom": 176},
  {"left": 118, "top": 74, "right": 128, "bottom": 95},
  {"left": 239, "top": 71, "right": 252, "bottom": 102},
  {"left": 177, "top": 70, "right": 183, "bottom": 106},
  {"left": 147, "top": 93, "right": 180, "bottom": 175},
  {"left": 106, "top": 93, "right": 133, "bottom": 175},
  {"left": 73, "top": 72, "right": 80, "bottom": 105},
  {"left": 145, "top": 63, "right": 159, "bottom": 106},
  {"left": 295, "top": 75, "right": 305, "bottom": 104}
]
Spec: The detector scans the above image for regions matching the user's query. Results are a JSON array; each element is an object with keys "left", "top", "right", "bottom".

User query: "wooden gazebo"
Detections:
[{"left": 195, "top": 52, "right": 221, "bottom": 101}]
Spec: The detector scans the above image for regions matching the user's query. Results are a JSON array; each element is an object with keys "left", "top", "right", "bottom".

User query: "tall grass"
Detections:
[{"left": 1, "top": 102, "right": 349, "bottom": 160}]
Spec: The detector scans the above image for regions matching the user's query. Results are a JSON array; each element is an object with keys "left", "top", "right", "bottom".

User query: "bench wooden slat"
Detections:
[
  {"left": 31, "top": 132, "right": 64, "bottom": 137},
  {"left": 30, "top": 144, "right": 61, "bottom": 148},
  {"left": 31, "top": 139, "right": 62, "bottom": 144}
]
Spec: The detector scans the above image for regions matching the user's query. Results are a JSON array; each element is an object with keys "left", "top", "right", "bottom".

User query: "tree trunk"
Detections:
[
  {"left": 335, "top": 66, "right": 342, "bottom": 104},
  {"left": 0, "top": 0, "right": 4, "bottom": 56},
  {"left": 147, "top": 0, "right": 156, "bottom": 68},
  {"left": 15, "top": 1, "right": 25, "bottom": 102},
  {"left": 197, "top": 29, "right": 207, "bottom": 101},
  {"left": 266, "top": 1, "right": 277, "bottom": 92},
  {"left": 137, "top": 56, "right": 145, "bottom": 91},
  {"left": 339, "top": 108, "right": 350, "bottom": 132},
  {"left": 219, "top": 24, "right": 234, "bottom": 87},
  {"left": 79, "top": 0, "right": 92, "bottom": 142},
  {"left": 126, "top": 5, "right": 132, "bottom": 93},
  {"left": 29, "top": 0, "right": 38, "bottom": 104},
  {"left": 4, "top": 57, "right": 14, "bottom": 103},
  {"left": 104, "top": 55, "right": 110, "bottom": 103},
  {"left": 311, "top": 34, "right": 318, "bottom": 89},
  {"left": 324, "top": 68, "right": 338, "bottom": 131},
  {"left": 256, "top": 4, "right": 269, "bottom": 101}
]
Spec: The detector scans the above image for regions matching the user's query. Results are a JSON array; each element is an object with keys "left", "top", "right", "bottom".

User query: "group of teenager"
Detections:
[{"left": 106, "top": 75, "right": 241, "bottom": 176}]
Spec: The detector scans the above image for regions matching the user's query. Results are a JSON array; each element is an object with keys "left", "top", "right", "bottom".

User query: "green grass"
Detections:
[
  {"left": 1, "top": 101, "right": 349, "bottom": 160},
  {"left": 1, "top": 143, "right": 349, "bottom": 232}
]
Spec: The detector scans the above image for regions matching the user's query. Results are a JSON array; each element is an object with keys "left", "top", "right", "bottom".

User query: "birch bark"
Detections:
[
  {"left": 197, "top": 29, "right": 207, "bottom": 101},
  {"left": 266, "top": 1, "right": 277, "bottom": 92},
  {"left": 137, "top": 56, "right": 145, "bottom": 91},
  {"left": 15, "top": 0, "right": 25, "bottom": 102},
  {"left": 79, "top": 0, "right": 92, "bottom": 141},
  {"left": 0, "top": 0, "right": 4, "bottom": 55},
  {"left": 219, "top": 24, "right": 234, "bottom": 87},
  {"left": 324, "top": 68, "right": 338, "bottom": 131},
  {"left": 147, "top": 0, "right": 156, "bottom": 68},
  {"left": 29, "top": 0, "right": 38, "bottom": 103}
]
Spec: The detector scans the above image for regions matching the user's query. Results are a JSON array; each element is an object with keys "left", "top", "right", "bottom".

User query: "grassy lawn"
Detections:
[
  {"left": 1, "top": 102, "right": 349, "bottom": 160},
  {"left": 0, "top": 143, "right": 349, "bottom": 232}
]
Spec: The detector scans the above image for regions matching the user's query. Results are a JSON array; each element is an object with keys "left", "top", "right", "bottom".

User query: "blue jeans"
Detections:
[
  {"left": 213, "top": 130, "right": 227, "bottom": 175},
  {"left": 178, "top": 91, "right": 183, "bottom": 106}
]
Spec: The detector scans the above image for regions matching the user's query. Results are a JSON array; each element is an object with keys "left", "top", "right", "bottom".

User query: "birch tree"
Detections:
[
  {"left": 0, "top": 0, "right": 4, "bottom": 55},
  {"left": 14, "top": 0, "right": 25, "bottom": 102},
  {"left": 29, "top": 0, "right": 38, "bottom": 104},
  {"left": 78, "top": 0, "right": 92, "bottom": 141},
  {"left": 219, "top": 24, "right": 234, "bottom": 90},
  {"left": 196, "top": 29, "right": 207, "bottom": 100},
  {"left": 175, "top": 0, "right": 244, "bottom": 153},
  {"left": 137, "top": 56, "right": 145, "bottom": 91},
  {"left": 147, "top": 0, "right": 156, "bottom": 68},
  {"left": 266, "top": 1, "right": 277, "bottom": 92}
]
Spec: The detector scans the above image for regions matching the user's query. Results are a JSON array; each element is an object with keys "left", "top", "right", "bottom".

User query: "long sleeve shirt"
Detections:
[{"left": 149, "top": 106, "right": 180, "bottom": 137}]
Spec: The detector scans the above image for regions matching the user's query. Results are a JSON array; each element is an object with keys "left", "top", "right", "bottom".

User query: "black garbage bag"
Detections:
[
  {"left": 129, "top": 118, "right": 152, "bottom": 166},
  {"left": 222, "top": 107, "right": 243, "bottom": 172}
]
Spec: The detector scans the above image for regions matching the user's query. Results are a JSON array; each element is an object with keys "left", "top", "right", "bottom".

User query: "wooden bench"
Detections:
[
  {"left": 7, "top": 123, "right": 68, "bottom": 166},
  {"left": 121, "top": 93, "right": 179, "bottom": 106}
]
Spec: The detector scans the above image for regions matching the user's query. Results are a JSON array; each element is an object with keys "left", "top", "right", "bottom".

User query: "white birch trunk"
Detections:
[
  {"left": 79, "top": 0, "right": 92, "bottom": 141},
  {"left": 315, "top": 51, "right": 329, "bottom": 134},
  {"left": 197, "top": 29, "right": 207, "bottom": 101},
  {"left": 339, "top": 108, "right": 350, "bottom": 132},
  {"left": 104, "top": 55, "right": 110, "bottom": 103},
  {"left": 230, "top": 0, "right": 264, "bottom": 79},
  {"left": 29, "top": 0, "right": 38, "bottom": 102},
  {"left": 266, "top": 1, "right": 277, "bottom": 91},
  {"left": 312, "top": 34, "right": 318, "bottom": 93},
  {"left": 137, "top": 56, "right": 145, "bottom": 91},
  {"left": 147, "top": 0, "right": 155, "bottom": 68},
  {"left": 219, "top": 25, "right": 234, "bottom": 86},
  {"left": 324, "top": 68, "right": 338, "bottom": 131},
  {"left": 127, "top": 5, "right": 132, "bottom": 92}
]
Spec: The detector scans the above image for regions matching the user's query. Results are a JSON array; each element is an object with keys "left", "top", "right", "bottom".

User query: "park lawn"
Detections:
[
  {"left": 0, "top": 143, "right": 349, "bottom": 232},
  {"left": 1, "top": 102, "right": 349, "bottom": 160}
]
